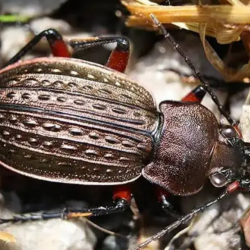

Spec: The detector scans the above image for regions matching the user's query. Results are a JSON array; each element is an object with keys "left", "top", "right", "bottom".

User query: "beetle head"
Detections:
[{"left": 208, "top": 125, "right": 246, "bottom": 188}]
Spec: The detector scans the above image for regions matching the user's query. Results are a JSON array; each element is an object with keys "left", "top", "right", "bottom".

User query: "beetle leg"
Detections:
[
  {"left": 0, "top": 201, "right": 128, "bottom": 223},
  {"left": 4, "top": 29, "right": 70, "bottom": 67},
  {"left": 66, "top": 185, "right": 132, "bottom": 219},
  {"left": 70, "top": 36, "right": 130, "bottom": 72},
  {"left": 0, "top": 201, "right": 127, "bottom": 224},
  {"left": 0, "top": 186, "right": 132, "bottom": 223},
  {"left": 182, "top": 85, "right": 206, "bottom": 103},
  {"left": 155, "top": 187, "right": 179, "bottom": 217},
  {"left": 65, "top": 198, "right": 129, "bottom": 219}
]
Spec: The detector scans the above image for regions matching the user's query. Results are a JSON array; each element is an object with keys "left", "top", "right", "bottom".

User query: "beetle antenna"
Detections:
[
  {"left": 135, "top": 189, "right": 228, "bottom": 249},
  {"left": 150, "top": 14, "right": 236, "bottom": 127}
]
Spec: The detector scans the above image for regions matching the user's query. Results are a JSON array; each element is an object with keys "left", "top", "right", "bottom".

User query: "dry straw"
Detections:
[{"left": 122, "top": 0, "right": 250, "bottom": 82}]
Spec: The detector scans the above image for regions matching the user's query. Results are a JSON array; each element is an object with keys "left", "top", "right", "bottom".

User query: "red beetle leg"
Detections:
[
  {"left": 0, "top": 186, "right": 132, "bottom": 223},
  {"left": 227, "top": 181, "right": 240, "bottom": 194},
  {"left": 106, "top": 41, "right": 129, "bottom": 73},
  {"left": 155, "top": 186, "right": 170, "bottom": 202},
  {"left": 182, "top": 85, "right": 206, "bottom": 103},
  {"left": 113, "top": 185, "right": 132, "bottom": 203},
  {"left": 233, "top": 125, "right": 243, "bottom": 138},
  {"left": 106, "top": 49, "right": 129, "bottom": 73},
  {"left": 70, "top": 36, "right": 130, "bottom": 73},
  {"left": 5, "top": 29, "right": 70, "bottom": 67},
  {"left": 155, "top": 186, "right": 179, "bottom": 217},
  {"left": 48, "top": 38, "right": 70, "bottom": 58}
]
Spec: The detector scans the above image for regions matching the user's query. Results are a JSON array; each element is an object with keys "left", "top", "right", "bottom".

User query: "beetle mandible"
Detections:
[{"left": 0, "top": 14, "right": 249, "bottom": 249}]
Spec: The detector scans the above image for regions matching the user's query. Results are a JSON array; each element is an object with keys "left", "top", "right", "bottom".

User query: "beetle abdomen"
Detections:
[{"left": 0, "top": 58, "right": 159, "bottom": 185}]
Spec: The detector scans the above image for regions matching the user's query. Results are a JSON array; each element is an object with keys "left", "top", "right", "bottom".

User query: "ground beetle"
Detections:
[{"left": 0, "top": 14, "right": 250, "bottom": 249}]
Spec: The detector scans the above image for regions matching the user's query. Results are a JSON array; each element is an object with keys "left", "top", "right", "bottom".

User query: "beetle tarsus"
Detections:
[
  {"left": 65, "top": 199, "right": 128, "bottom": 219},
  {"left": 0, "top": 199, "right": 129, "bottom": 224}
]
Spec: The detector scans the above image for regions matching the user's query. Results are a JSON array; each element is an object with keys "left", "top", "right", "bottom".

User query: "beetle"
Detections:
[{"left": 0, "top": 14, "right": 249, "bottom": 249}]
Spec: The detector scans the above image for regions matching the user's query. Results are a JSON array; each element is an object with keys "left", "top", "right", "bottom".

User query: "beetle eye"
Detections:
[
  {"left": 221, "top": 127, "right": 236, "bottom": 139},
  {"left": 210, "top": 172, "right": 228, "bottom": 187}
]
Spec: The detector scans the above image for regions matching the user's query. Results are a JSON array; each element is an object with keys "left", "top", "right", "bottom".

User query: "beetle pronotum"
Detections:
[{"left": 0, "top": 13, "right": 249, "bottom": 250}]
